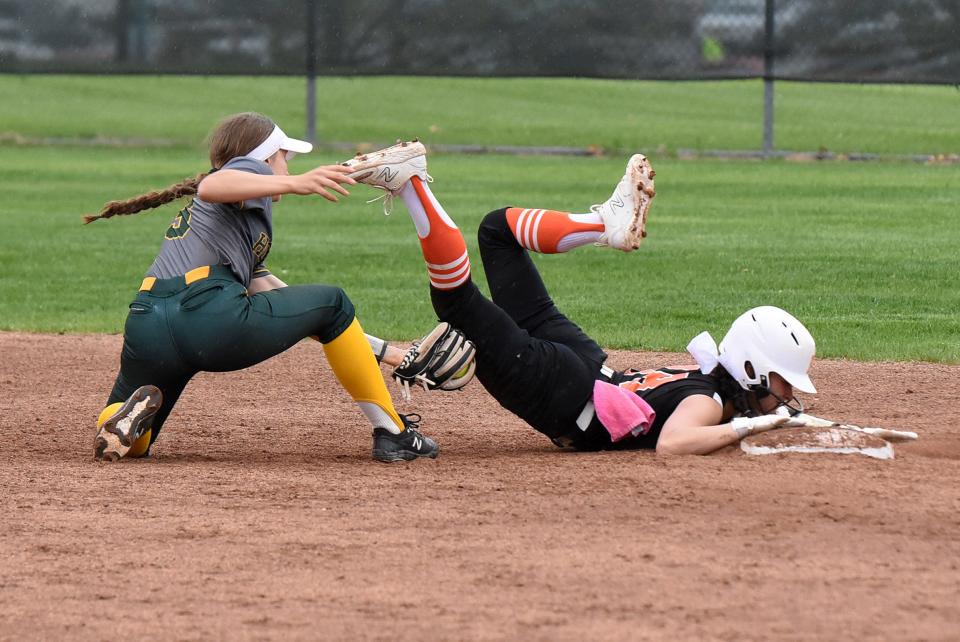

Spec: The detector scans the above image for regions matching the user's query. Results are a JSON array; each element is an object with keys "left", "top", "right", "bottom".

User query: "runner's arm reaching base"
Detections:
[{"left": 656, "top": 394, "right": 795, "bottom": 455}]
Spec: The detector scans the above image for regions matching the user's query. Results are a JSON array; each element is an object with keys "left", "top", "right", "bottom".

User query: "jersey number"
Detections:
[
  {"left": 165, "top": 206, "right": 193, "bottom": 240},
  {"left": 253, "top": 232, "right": 272, "bottom": 262}
]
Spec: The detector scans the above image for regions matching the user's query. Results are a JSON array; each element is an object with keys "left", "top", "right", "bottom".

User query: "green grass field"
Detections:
[
  {"left": 1, "top": 76, "right": 958, "bottom": 362},
  {"left": 3, "top": 75, "right": 959, "bottom": 154}
]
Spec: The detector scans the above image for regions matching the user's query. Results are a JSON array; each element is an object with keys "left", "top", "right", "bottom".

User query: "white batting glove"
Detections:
[
  {"left": 731, "top": 414, "right": 791, "bottom": 439},
  {"left": 772, "top": 408, "right": 919, "bottom": 442},
  {"left": 773, "top": 407, "right": 836, "bottom": 428}
]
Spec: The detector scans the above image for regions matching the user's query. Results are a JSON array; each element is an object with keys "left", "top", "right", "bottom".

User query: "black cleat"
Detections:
[
  {"left": 94, "top": 385, "right": 162, "bottom": 462},
  {"left": 372, "top": 414, "right": 439, "bottom": 463}
]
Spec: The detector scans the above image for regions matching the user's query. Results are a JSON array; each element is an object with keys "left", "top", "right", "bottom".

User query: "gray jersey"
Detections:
[{"left": 147, "top": 156, "right": 274, "bottom": 287}]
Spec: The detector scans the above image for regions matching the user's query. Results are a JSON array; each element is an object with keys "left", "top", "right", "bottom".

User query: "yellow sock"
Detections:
[
  {"left": 322, "top": 318, "right": 404, "bottom": 431},
  {"left": 97, "top": 402, "right": 123, "bottom": 428},
  {"left": 128, "top": 429, "right": 152, "bottom": 457}
]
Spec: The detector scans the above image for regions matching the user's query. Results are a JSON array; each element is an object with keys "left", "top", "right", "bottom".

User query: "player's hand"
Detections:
[
  {"left": 290, "top": 165, "right": 357, "bottom": 202},
  {"left": 773, "top": 407, "right": 840, "bottom": 428},
  {"left": 731, "top": 414, "right": 791, "bottom": 438}
]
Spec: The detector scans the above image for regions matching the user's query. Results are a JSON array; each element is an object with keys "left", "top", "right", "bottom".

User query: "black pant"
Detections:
[{"left": 430, "top": 209, "right": 607, "bottom": 440}]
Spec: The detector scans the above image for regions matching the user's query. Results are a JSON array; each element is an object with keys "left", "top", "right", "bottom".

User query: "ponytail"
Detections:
[
  {"left": 82, "top": 171, "right": 210, "bottom": 224},
  {"left": 709, "top": 366, "right": 754, "bottom": 416},
  {"left": 84, "top": 111, "right": 274, "bottom": 224}
]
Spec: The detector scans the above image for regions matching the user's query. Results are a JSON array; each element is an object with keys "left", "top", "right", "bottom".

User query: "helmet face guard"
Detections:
[
  {"left": 717, "top": 306, "right": 817, "bottom": 395},
  {"left": 752, "top": 385, "right": 805, "bottom": 417}
]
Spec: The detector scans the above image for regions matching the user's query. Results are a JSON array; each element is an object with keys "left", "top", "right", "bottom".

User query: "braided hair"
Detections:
[{"left": 82, "top": 112, "right": 274, "bottom": 224}]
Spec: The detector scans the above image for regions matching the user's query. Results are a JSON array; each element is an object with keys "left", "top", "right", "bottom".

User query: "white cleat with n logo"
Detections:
[
  {"left": 342, "top": 140, "right": 430, "bottom": 193},
  {"left": 594, "top": 153, "right": 656, "bottom": 252}
]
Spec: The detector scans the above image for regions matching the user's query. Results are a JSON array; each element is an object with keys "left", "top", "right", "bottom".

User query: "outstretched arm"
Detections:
[
  {"left": 656, "top": 395, "right": 790, "bottom": 455},
  {"left": 198, "top": 165, "right": 356, "bottom": 203}
]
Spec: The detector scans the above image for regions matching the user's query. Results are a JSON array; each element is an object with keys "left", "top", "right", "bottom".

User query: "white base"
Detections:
[{"left": 741, "top": 441, "right": 895, "bottom": 460}]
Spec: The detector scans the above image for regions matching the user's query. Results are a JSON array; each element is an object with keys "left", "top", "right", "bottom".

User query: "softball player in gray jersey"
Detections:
[{"left": 85, "top": 112, "right": 444, "bottom": 463}]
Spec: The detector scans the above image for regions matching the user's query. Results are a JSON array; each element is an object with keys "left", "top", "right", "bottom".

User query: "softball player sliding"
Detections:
[
  {"left": 343, "top": 142, "right": 819, "bottom": 455},
  {"left": 87, "top": 112, "right": 455, "bottom": 463}
]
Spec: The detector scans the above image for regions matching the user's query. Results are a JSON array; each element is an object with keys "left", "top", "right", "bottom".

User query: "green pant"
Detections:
[{"left": 107, "top": 266, "right": 355, "bottom": 448}]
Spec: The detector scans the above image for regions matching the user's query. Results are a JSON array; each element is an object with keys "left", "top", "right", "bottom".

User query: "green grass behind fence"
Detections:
[
  {"left": 2, "top": 145, "right": 957, "bottom": 362},
  {"left": 2, "top": 74, "right": 958, "bottom": 155}
]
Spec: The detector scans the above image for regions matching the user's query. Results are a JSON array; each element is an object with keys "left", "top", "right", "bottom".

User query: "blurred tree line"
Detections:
[{"left": 1, "top": 0, "right": 957, "bottom": 83}]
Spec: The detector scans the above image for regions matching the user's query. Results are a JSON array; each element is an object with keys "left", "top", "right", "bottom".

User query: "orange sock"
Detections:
[
  {"left": 401, "top": 177, "right": 471, "bottom": 290},
  {"left": 506, "top": 208, "right": 603, "bottom": 254}
]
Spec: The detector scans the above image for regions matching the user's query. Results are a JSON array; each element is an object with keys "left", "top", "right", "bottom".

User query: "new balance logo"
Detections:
[
  {"left": 378, "top": 166, "right": 398, "bottom": 183},
  {"left": 412, "top": 436, "right": 423, "bottom": 450}
]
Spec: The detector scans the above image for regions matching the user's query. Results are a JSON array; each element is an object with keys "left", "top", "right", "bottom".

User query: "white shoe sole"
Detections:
[{"left": 624, "top": 154, "right": 656, "bottom": 250}]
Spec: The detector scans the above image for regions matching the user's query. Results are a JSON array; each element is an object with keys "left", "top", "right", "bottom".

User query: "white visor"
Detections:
[{"left": 247, "top": 124, "right": 313, "bottom": 161}]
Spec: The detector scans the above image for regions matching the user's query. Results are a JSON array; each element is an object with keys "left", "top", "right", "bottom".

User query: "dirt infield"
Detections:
[{"left": 2, "top": 332, "right": 958, "bottom": 641}]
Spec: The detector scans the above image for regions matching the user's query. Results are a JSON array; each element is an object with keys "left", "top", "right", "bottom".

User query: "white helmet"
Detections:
[{"left": 717, "top": 306, "right": 817, "bottom": 393}]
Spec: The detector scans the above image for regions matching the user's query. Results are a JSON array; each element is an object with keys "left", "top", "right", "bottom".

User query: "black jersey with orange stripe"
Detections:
[{"left": 583, "top": 367, "right": 727, "bottom": 450}]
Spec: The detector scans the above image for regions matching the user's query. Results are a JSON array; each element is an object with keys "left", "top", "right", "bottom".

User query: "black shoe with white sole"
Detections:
[{"left": 372, "top": 414, "right": 439, "bottom": 462}]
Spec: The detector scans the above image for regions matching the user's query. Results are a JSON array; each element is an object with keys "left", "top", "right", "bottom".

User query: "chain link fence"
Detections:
[{"left": 2, "top": 0, "right": 958, "bottom": 84}]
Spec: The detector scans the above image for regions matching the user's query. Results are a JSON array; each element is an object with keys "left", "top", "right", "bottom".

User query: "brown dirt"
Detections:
[{"left": 1, "top": 332, "right": 959, "bottom": 641}]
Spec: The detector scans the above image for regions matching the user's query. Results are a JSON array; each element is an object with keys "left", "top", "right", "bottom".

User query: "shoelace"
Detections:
[
  {"left": 396, "top": 372, "right": 439, "bottom": 402},
  {"left": 393, "top": 341, "right": 438, "bottom": 401},
  {"left": 365, "top": 189, "right": 395, "bottom": 216},
  {"left": 364, "top": 173, "right": 435, "bottom": 216},
  {"left": 401, "top": 413, "right": 422, "bottom": 431},
  {"left": 395, "top": 340, "right": 420, "bottom": 371}
]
